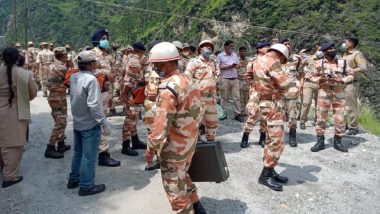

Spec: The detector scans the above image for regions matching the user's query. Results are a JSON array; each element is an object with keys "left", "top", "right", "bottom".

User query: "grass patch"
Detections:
[{"left": 358, "top": 103, "right": 380, "bottom": 136}]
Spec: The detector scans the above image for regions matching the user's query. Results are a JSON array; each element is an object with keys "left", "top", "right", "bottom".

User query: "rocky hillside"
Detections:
[{"left": 1, "top": 0, "right": 379, "bottom": 117}]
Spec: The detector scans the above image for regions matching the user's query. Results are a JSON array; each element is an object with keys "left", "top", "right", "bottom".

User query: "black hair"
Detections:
[
  {"left": 2, "top": 48, "right": 19, "bottom": 107},
  {"left": 239, "top": 47, "right": 247, "bottom": 51},
  {"left": 215, "top": 50, "right": 222, "bottom": 56},
  {"left": 189, "top": 45, "right": 196, "bottom": 53},
  {"left": 346, "top": 37, "right": 359, "bottom": 48},
  {"left": 224, "top": 40, "right": 234, "bottom": 47},
  {"left": 17, "top": 54, "right": 26, "bottom": 67},
  {"left": 77, "top": 61, "right": 93, "bottom": 71}
]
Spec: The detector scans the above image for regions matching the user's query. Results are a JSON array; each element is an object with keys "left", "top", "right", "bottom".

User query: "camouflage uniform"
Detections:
[
  {"left": 311, "top": 58, "right": 356, "bottom": 137},
  {"left": 147, "top": 72, "right": 202, "bottom": 214},
  {"left": 251, "top": 55, "right": 290, "bottom": 168},
  {"left": 342, "top": 49, "right": 367, "bottom": 130},
  {"left": 238, "top": 57, "right": 250, "bottom": 112},
  {"left": 144, "top": 63, "right": 161, "bottom": 134},
  {"left": 243, "top": 55, "right": 265, "bottom": 133},
  {"left": 36, "top": 48, "right": 55, "bottom": 95},
  {"left": 47, "top": 59, "right": 67, "bottom": 145},
  {"left": 282, "top": 58, "right": 302, "bottom": 129},
  {"left": 26, "top": 47, "right": 40, "bottom": 87},
  {"left": 178, "top": 56, "right": 188, "bottom": 73},
  {"left": 112, "top": 49, "right": 124, "bottom": 107},
  {"left": 300, "top": 56, "right": 319, "bottom": 125},
  {"left": 92, "top": 47, "right": 114, "bottom": 153},
  {"left": 121, "top": 54, "right": 144, "bottom": 141},
  {"left": 185, "top": 55, "right": 220, "bottom": 141}
]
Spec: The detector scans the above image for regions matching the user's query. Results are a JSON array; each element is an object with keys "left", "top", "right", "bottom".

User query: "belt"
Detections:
[
  {"left": 345, "top": 80, "right": 358, "bottom": 84},
  {"left": 224, "top": 78, "right": 237, "bottom": 80}
]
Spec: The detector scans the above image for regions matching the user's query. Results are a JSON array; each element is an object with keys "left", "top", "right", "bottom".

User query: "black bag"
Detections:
[{"left": 188, "top": 141, "right": 229, "bottom": 183}]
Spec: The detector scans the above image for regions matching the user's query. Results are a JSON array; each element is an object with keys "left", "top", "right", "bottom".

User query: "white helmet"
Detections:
[
  {"left": 149, "top": 42, "right": 180, "bottom": 63},
  {"left": 198, "top": 40, "right": 214, "bottom": 52},
  {"left": 268, "top": 43, "right": 289, "bottom": 60},
  {"left": 171, "top": 41, "right": 184, "bottom": 50}
]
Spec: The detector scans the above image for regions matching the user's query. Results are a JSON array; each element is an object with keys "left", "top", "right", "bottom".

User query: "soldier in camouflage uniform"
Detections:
[
  {"left": 44, "top": 47, "right": 71, "bottom": 159},
  {"left": 238, "top": 47, "right": 250, "bottom": 115},
  {"left": 91, "top": 28, "right": 120, "bottom": 167},
  {"left": 241, "top": 42, "right": 271, "bottom": 148},
  {"left": 120, "top": 42, "right": 147, "bottom": 157},
  {"left": 108, "top": 43, "right": 123, "bottom": 115},
  {"left": 145, "top": 42, "right": 206, "bottom": 214},
  {"left": 310, "top": 42, "right": 356, "bottom": 153},
  {"left": 172, "top": 41, "right": 188, "bottom": 73},
  {"left": 26, "top": 41, "right": 41, "bottom": 89},
  {"left": 279, "top": 38, "right": 302, "bottom": 147},
  {"left": 185, "top": 40, "right": 220, "bottom": 143},
  {"left": 341, "top": 37, "right": 367, "bottom": 135},
  {"left": 249, "top": 44, "right": 291, "bottom": 191},
  {"left": 36, "top": 42, "right": 55, "bottom": 97}
]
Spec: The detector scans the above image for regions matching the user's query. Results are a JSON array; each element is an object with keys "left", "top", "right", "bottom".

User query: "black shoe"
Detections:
[
  {"left": 44, "top": 145, "right": 64, "bottom": 159},
  {"left": 78, "top": 184, "right": 106, "bottom": 196},
  {"left": 240, "top": 132, "right": 249, "bottom": 148},
  {"left": 107, "top": 109, "right": 117, "bottom": 117},
  {"left": 199, "top": 124, "right": 206, "bottom": 136},
  {"left": 258, "top": 132, "right": 266, "bottom": 148},
  {"left": 145, "top": 159, "right": 160, "bottom": 171},
  {"left": 346, "top": 128, "right": 359, "bottom": 136},
  {"left": 234, "top": 114, "right": 244, "bottom": 123},
  {"left": 98, "top": 151, "right": 121, "bottom": 167},
  {"left": 289, "top": 128, "right": 297, "bottom": 147},
  {"left": 121, "top": 140, "right": 138, "bottom": 156},
  {"left": 2, "top": 176, "right": 23, "bottom": 188},
  {"left": 258, "top": 167, "right": 283, "bottom": 191},
  {"left": 131, "top": 135, "right": 147, "bottom": 150},
  {"left": 333, "top": 135, "right": 348, "bottom": 152},
  {"left": 43, "top": 91, "right": 48, "bottom": 97},
  {"left": 57, "top": 141, "right": 71, "bottom": 153},
  {"left": 300, "top": 122, "right": 306, "bottom": 130},
  {"left": 272, "top": 169, "right": 288, "bottom": 183},
  {"left": 193, "top": 201, "right": 207, "bottom": 214},
  {"left": 311, "top": 136, "right": 325, "bottom": 152},
  {"left": 67, "top": 180, "right": 79, "bottom": 189}
]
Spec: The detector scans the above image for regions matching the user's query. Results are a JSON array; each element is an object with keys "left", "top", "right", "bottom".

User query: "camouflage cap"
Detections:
[
  {"left": 15, "top": 42, "right": 21, "bottom": 47},
  {"left": 53, "top": 47, "right": 67, "bottom": 55},
  {"left": 65, "top": 44, "right": 71, "bottom": 48},
  {"left": 77, "top": 50, "right": 96, "bottom": 63},
  {"left": 41, "top": 42, "right": 48, "bottom": 46},
  {"left": 126, "top": 45, "right": 133, "bottom": 51},
  {"left": 28, "top": 41, "right": 34, "bottom": 46},
  {"left": 49, "top": 43, "right": 54, "bottom": 46}
]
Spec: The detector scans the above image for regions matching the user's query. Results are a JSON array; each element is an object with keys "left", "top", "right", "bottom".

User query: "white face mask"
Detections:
[{"left": 341, "top": 43, "right": 348, "bottom": 52}]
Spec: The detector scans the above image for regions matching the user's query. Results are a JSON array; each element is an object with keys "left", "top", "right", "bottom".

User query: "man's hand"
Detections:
[{"left": 145, "top": 148, "right": 155, "bottom": 166}]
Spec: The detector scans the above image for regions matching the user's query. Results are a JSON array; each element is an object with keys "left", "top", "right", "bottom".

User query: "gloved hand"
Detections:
[{"left": 101, "top": 119, "right": 111, "bottom": 136}]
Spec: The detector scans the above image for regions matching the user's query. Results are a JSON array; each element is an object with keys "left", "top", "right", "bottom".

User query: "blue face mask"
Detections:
[
  {"left": 99, "top": 39, "right": 110, "bottom": 49},
  {"left": 153, "top": 67, "right": 166, "bottom": 77},
  {"left": 201, "top": 50, "right": 212, "bottom": 58}
]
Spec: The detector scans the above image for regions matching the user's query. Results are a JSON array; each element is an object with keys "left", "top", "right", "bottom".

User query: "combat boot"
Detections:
[
  {"left": 44, "top": 144, "right": 64, "bottom": 159},
  {"left": 145, "top": 159, "right": 160, "bottom": 171},
  {"left": 300, "top": 122, "right": 306, "bottom": 130},
  {"left": 272, "top": 169, "right": 288, "bottom": 183},
  {"left": 289, "top": 128, "right": 297, "bottom": 147},
  {"left": 258, "top": 167, "right": 283, "bottom": 191},
  {"left": 193, "top": 201, "right": 207, "bottom": 214},
  {"left": 121, "top": 140, "right": 138, "bottom": 156},
  {"left": 258, "top": 132, "right": 266, "bottom": 148},
  {"left": 240, "top": 132, "right": 249, "bottom": 148},
  {"left": 57, "top": 141, "right": 71, "bottom": 153},
  {"left": 131, "top": 134, "right": 147, "bottom": 150},
  {"left": 98, "top": 151, "right": 121, "bottom": 167},
  {"left": 311, "top": 135, "right": 325, "bottom": 152},
  {"left": 333, "top": 135, "right": 348, "bottom": 152}
]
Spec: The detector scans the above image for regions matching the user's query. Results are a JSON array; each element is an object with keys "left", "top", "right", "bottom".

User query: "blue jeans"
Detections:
[{"left": 69, "top": 124, "right": 101, "bottom": 188}]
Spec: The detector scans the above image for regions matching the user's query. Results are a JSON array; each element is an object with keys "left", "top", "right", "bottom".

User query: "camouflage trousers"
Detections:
[
  {"left": 160, "top": 153, "right": 199, "bottom": 214},
  {"left": 144, "top": 99, "right": 156, "bottom": 135},
  {"left": 243, "top": 89, "right": 265, "bottom": 133},
  {"left": 258, "top": 99, "right": 285, "bottom": 168},
  {"left": 48, "top": 94, "right": 67, "bottom": 144},
  {"left": 284, "top": 98, "right": 298, "bottom": 129},
  {"left": 111, "top": 82, "right": 121, "bottom": 109},
  {"left": 122, "top": 98, "right": 139, "bottom": 141},
  {"left": 41, "top": 65, "right": 50, "bottom": 93},
  {"left": 239, "top": 80, "right": 250, "bottom": 113},
  {"left": 344, "top": 82, "right": 359, "bottom": 128},
  {"left": 316, "top": 86, "right": 346, "bottom": 137},
  {"left": 199, "top": 94, "right": 219, "bottom": 141},
  {"left": 99, "top": 92, "right": 111, "bottom": 153}
]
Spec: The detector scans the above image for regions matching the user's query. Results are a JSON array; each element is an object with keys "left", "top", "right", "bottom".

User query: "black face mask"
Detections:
[{"left": 325, "top": 50, "right": 337, "bottom": 58}]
